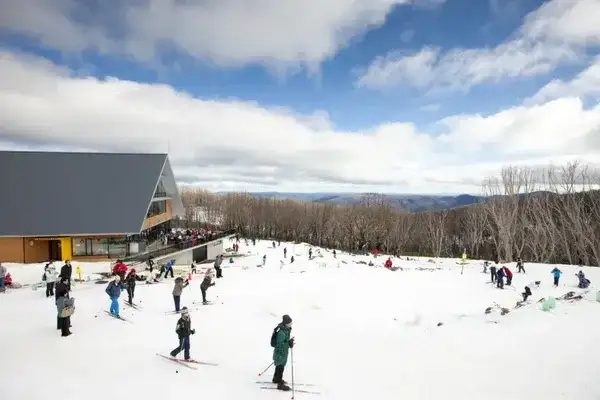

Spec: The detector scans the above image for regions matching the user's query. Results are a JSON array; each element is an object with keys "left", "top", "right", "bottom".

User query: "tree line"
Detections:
[{"left": 176, "top": 161, "right": 600, "bottom": 266}]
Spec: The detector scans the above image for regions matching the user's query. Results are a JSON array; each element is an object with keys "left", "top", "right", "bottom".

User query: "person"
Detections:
[
  {"left": 191, "top": 262, "right": 197, "bottom": 274},
  {"left": 60, "top": 260, "right": 73, "bottom": 291},
  {"left": 170, "top": 307, "right": 195, "bottom": 360},
  {"left": 200, "top": 267, "right": 216, "bottom": 304},
  {"left": 113, "top": 260, "right": 128, "bottom": 281},
  {"left": 384, "top": 257, "right": 393, "bottom": 270},
  {"left": 172, "top": 276, "right": 189, "bottom": 312},
  {"left": 147, "top": 256, "right": 155, "bottom": 275},
  {"left": 503, "top": 266, "right": 513, "bottom": 286},
  {"left": 516, "top": 258, "right": 525, "bottom": 273},
  {"left": 125, "top": 269, "right": 137, "bottom": 305},
  {"left": 576, "top": 271, "right": 590, "bottom": 289},
  {"left": 333, "top": 249, "right": 337, "bottom": 258},
  {"left": 482, "top": 261, "right": 489, "bottom": 274},
  {"left": 283, "top": 248, "right": 287, "bottom": 258},
  {"left": 272, "top": 314, "right": 294, "bottom": 391},
  {"left": 164, "top": 261, "right": 175, "bottom": 279},
  {"left": 105, "top": 275, "right": 125, "bottom": 317},
  {"left": 0, "top": 262, "right": 6, "bottom": 293},
  {"left": 490, "top": 262, "right": 497, "bottom": 283},
  {"left": 290, "top": 256, "right": 295, "bottom": 264},
  {"left": 496, "top": 266, "right": 505, "bottom": 289},
  {"left": 522, "top": 285, "right": 533, "bottom": 302},
  {"left": 551, "top": 267, "right": 562, "bottom": 287},
  {"left": 262, "top": 255, "right": 267, "bottom": 267},
  {"left": 55, "top": 282, "right": 73, "bottom": 337},
  {"left": 44, "top": 262, "right": 58, "bottom": 297},
  {"left": 214, "top": 255, "right": 223, "bottom": 278},
  {"left": 308, "top": 248, "right": 313, "bottom": 260}
]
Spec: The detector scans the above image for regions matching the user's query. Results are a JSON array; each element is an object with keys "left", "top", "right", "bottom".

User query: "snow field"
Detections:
[{"left": 1, "top": 238, "right": 600, "bottom": 400}]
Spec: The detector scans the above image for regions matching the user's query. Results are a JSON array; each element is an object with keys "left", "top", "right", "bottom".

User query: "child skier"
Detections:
[
  {"left": 106, "top": 275, "right": 125, "bottom": 317},
  {"left": 503, "top": 266, "right": 513, "bottom": 286},
  {"left": 496, "top": 267, "right": 505, "bottom": 289},
  {"left": 522, "top": 284, "right": 533, "bottom": 302},
  {"left": 200, "top": 267, "right": 216, "bottom": 304},
  {"left": 170, "top": 307, "right": 195, "bottom": 360},
  {"left": 272, "top": 314, "right": 295, "bottom": 391},
  {"left": 551, "top": 267, "right": 562, "bottom": 287},
  {"left": 172, "top": 276, "right": 189, "bottom": 313},
  {"left": 125, "top": 269, "right": 137, "bottom": 305},
  {"left": 516, "top": 258, "right": 525, "bottom": 273},
  {"left": 576, "top": 271, "right": 590, "bottom": 289},
  {"left": 490, "top": 262, "right": 497, "bottom": 283}
]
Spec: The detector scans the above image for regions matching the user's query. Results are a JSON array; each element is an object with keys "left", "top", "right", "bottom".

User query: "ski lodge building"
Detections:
[{"left": 0, "top": 150, "right": 186, "bottom": 263}]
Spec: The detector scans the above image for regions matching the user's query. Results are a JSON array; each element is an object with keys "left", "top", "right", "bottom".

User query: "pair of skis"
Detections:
[
  {"left": 104, "top": 310, "right": 132, "bottom": 323},
  {"left": 156, "top": 353, "right": 218, "bottom": 370},
  {"left": 257, "top": 382, "right": 320, "bottom": 395}
]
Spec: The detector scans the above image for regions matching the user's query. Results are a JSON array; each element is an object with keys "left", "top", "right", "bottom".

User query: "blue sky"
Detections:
[{"left": 0, "top": 0, "right": 599, "bottom": 194}]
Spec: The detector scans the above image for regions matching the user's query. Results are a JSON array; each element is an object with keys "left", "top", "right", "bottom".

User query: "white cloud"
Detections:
[
  {"left": 357, "top": 0, "right": 600, "bottom": 91},
  {"left": 526, "top": 57, "right": 600, "bottom": 105},
  {"left": 1, "top": 50, "right": 599, "bottom": 194},
  {"left": 0, "top": 0, "right": 442, "bottom": 72},
  {"left": 420, "top": 103, "right": 440, "bottom": 112}
]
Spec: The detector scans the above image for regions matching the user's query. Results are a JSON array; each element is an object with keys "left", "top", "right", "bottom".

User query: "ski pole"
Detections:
[
  {"left": 257, "top": 362, "right": 274, "bottom": 376},
  {"left": 290, "top": 347, "right": 295, "bottom": 399}
]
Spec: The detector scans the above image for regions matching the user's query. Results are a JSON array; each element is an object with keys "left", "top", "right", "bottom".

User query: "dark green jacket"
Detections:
[{"left": 272, "top": 324, "right": 291, "bottom": 366}]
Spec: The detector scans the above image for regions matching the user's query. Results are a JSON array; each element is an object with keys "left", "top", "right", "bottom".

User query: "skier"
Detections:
[
  {"left": 0, "top": 262, "right": 6, "bottom": 293},
  {"left": 284, "top": 248, "right": 287, "bottom": 258},
  {"left": 200, "top": 267, "right": 216, "bottom": 304},
  {"left": 333, "top": 249, "right": 337, "bottom": 258},
  {"left": 60, "top": 260, "right": 73, "bottom": 291},
  {"left": 214, "top": 255, "right": 223, "bottom": 278},
  {"left": 503, "top": 266, "right": 513, "bottom": 286},
  {"left": 113, "top": 260, "right": 128, "bottom": 281},
  {"left": 496, "top": 266, "right": 505, "bottom": 289},
  {"left": 125, "top": 268, "right": 137, "bottom": 305},
  {"left": 146, "top": 256, "right": 155, "bottom": 275},
  {"left": 56, "top": 282, "right": 73, "bottom": 337},
  {"left": 522, "top": 284, "right": 533, "bottom": 302},
  {"left": 490, "top": 262, "right": 497, "bottom": 283},
  {"left": 290, "top": 256, "right": 295, "bottom": 264},
  {"left": 384, "top": 257, "right": 393, "bottom": 270},
  {"left": 172, "top": 276, "right": 189, "bottom": 313},
  {"left": 482, "top": 261, "right": 489, "bottom": 274},
  {"left": 105, "top": 275, "right": 125, "bottom": 317},
  {"left": 262, "top": 255, "right": 267, "bottom": 266},
  {"left": 271, "top": 314, "right": 295, "bottom": 391},
  {"left": 169, "top": 307, "right": 195, "bottom": 360},
  {"left": 516, "top": 258, "right": 525, "bottom": 273},
  {"left": 551, "top": 267, "right": 562, "bottom": 287},
  {"left": 44, "top": 262, "right": 58, "bottom": 298},
  {"left": 308, "top": 248, "right": 313, "bottom": 260},
  {"left": 576, "top": 271, "right": 590, "bottom": 289},
  {"left": 191, "top": 261, "right": 197, "bottom": 274}
]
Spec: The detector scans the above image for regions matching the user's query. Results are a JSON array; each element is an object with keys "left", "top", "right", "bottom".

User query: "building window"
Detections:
[
  {"left": 72, "top": 238, "right": 111, "bottom": 257},
  {"left": 147, "top": 200, "right": 167, "bottom": 218},
  {"left": 91, "top": 239, "right": 109, "bottom": 255},
  {"left": 107, "top": 238, "right": 127, "bottom": 259},
  {"left": 154, "top": 180, "right": 167, "bottom": 198}
]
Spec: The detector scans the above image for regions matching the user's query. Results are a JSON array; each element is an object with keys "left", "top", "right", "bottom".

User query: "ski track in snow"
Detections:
[{"left": 1, "top": 239, "right": 600, "bottom": 400}]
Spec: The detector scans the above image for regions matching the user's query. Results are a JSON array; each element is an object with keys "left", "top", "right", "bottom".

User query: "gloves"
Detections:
[
  {"left": 211, "top": 283, "right": 216, "bottom": 287},
  {"left": 191, "top": 329, "right": 196, "bottom": 335},
  {"left": 288, "top": 338, "right": 295, "bottom": 348}
]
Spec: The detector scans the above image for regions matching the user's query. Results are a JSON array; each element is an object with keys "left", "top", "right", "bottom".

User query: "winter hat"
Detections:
[
  {"left": 282, "top": 314, "right": 292, "bottom": 325},
  {"left": 181, "top": 307, "right": 189, "bottom": 316},
  {"left": 113, "top": 275, "right": 120, "bottom": 281},
  {"left": 130, "top": 269, "right": 136, "bottom": 274}
]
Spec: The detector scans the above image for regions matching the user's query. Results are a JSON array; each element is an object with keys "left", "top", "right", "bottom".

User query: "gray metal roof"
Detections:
[{"left": 0, "top": 151, "right": 180, "bottom": 237}]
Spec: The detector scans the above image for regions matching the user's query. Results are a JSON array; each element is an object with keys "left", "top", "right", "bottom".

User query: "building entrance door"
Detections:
[{"left": 49, "top": 240, "right": 61, "bottom": 261}]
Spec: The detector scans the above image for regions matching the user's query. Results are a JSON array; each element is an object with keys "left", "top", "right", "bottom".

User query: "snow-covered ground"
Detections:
[{"left": 1, "top": 238, "right": 600, "bottom": 400}]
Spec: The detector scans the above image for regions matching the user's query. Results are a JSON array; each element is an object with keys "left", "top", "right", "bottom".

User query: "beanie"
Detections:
[{"left": 282, "top": 314, "right": 292, "bottom": 325}]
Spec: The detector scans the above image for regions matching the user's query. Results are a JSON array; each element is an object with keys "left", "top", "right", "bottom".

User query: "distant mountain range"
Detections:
[{"left": 245, "top": 192, "right": 486, "bottom": 212}]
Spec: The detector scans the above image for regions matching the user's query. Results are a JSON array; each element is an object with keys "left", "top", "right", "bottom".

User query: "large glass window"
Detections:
[
  {"left": 154, "top": 180, "right": 167, "bottom": 198},
  {"left": 107, "top": 238, "right": 127, "bottom": 259},
  {"left": 72, "top": 238, "right": 90, "bottom": 256},
  {"left": 147, "top": 200, "right": 167, "bottom": 218},
  {"left": 91, "top": 239, "right": 109, "bottom": 255}
]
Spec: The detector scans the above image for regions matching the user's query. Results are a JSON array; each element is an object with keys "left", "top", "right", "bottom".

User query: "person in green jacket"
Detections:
[{"left": 272, "top": 314, "right": 295, "bottom": 391}]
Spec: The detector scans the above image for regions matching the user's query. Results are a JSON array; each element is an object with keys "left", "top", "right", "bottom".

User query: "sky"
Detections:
[{"left": 0, "top": 0, "right": 599, "bottom": 195}]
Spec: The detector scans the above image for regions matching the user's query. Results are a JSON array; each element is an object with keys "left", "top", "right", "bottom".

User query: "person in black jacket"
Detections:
[
  {"left": 169, "top": 307, "right": 195, "bottom": 360},
  {"left": 125, "top": 269, "right": 137, "bottom": 305},
  {"left": 60, "top": 260, "right": 73, "bottom": 291},
  {"left": 490, "top": 262, "right": 497, "bottom": 283}
]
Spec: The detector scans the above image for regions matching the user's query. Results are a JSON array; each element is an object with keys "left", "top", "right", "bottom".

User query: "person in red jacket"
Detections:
[
  {"left": 384, "top": 257, "right": 392, "bottom": 269},
  {"left": 112, "top": 260, "right": 128, "bottom": 281},
  {"left": 503, "top": 266, "right": 513, "bottom": 286}
]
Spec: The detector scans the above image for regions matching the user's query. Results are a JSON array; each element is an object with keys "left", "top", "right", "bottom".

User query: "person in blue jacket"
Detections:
[
  {"left": 106, "top": 275, "right": 125, "bottom": 317},
  {"left": 496, "top": 266, "right": 505, "bottom": 289},
  {"left": 551, "top": 268, "right": 562, "bottom": 287}
]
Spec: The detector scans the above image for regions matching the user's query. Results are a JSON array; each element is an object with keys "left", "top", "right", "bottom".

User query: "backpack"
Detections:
[
  {"left": 60, "top": 297, "right": 76, "bottom": 318},
  {"left": 270, "top": 326, "right": 280, "bottom": 347},
  {"left": 42, "top": 272, "right": 47, "bottom": 282}
]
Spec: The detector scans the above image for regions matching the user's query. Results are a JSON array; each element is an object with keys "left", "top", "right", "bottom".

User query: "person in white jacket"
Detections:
[{"left": 44, "top": 262, "right": 58, "bottom": 298}]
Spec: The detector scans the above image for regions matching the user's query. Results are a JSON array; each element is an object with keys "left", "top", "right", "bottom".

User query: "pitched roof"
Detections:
[{"left": 0, "top": 151, "right": 182, "bottom": 237}]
